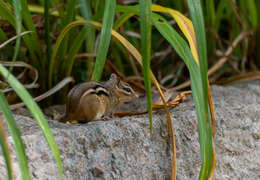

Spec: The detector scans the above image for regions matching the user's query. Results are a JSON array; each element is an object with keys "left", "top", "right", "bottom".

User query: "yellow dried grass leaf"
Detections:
[{"left": 152, "top": 4, "right": 200, "bottom": 65}]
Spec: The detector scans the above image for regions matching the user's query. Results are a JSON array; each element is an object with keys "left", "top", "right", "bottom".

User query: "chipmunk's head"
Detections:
[{"left": 108, "top": 73, "right": 138, "bottom": 102}]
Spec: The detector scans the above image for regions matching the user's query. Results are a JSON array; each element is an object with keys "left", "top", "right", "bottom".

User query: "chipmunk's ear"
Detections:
[{"left": 109, "top": 73, "right": 120, "bottom": 86}]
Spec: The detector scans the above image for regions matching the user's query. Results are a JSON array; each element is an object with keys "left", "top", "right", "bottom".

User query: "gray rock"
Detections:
[{"left": 0, "top": 81, "right": 260, "bottom": 179}]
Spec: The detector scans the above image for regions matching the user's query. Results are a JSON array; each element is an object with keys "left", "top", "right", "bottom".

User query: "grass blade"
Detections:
[
  {"left": 56, "top": 0, "right": 77, "bottom": 70},
  {"left": 186, "top": 0, "right": 214, "bottom": 178},
  {"left": 0, "top": 31, "right": 32, "bottom": 49},
  {"left": 12, "top": 0, "right": 22, "bottom": 64},
  {"left": 64, "top": 27, "right": 87, "bottom": 76},
  {"left": 91, "top": 0, "right": 116, "bottom": 81},
  {"left": 243, "top": 0, "right": 257, "bottom": 29},
  {"left": 18, "top": 0, "right": 43, "bottom": 72},
  {"left": 139, "top": 0, "right": 153, "bottom": 136},
  {"left": 20, "top": 0, "right": 42, "bottom": 56},
  {"left": 186, "top": 0, "right": 208, "bottom": 101},
  {"left": 0, "top": 65, "right": 64, "bottom": 179},
  {"left": 204, "top": 0, "right": 216, "bottom": 56},
  {"left": 79, "top": 0, "right": 96, "bottom": 78},
  {"left": 152, "top": 12, "right": 213, "bottom": 179},
  {"left": 114, "top": 12, "right": 134, "bottom": 30},
  {"left": 48, "top": 21, "right": 85, "bottom": 88},
  {"left": 0, "top": 92, "right": 30, "bottom": 180}
]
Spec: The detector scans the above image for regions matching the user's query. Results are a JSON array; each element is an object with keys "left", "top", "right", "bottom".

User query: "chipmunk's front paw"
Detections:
[{"left": 100, "top": 114, "right": 114, "bottom": 121}]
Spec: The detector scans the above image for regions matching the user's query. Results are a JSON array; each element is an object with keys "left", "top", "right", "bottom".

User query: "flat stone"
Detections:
[{"left": 0, "top": 81, "right": 260, "bottom": 179}]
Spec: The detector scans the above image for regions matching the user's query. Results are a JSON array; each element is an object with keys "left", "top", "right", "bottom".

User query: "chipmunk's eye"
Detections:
[{"left": 123, "top": 87, "right": 131, "bottom": 93}]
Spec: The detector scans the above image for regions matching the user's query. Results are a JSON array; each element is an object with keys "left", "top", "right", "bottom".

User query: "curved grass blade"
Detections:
[
  {"left": 64, "top": 27, "right": 87, "bottom": 76},
  {"left": 0, "top": 92, "right": 30, "bottom": 180},
  {"left": 91, "top": 0, "right": 116, "bottom": 81},
  {"left": 0, "top": 65, "right": 64, "bottom": 179},
  {"left": 152, "top": 14, "right": 213, "bottom": 180},
  {"left": 0, "top": 116, "right": 12, "bottom": 180},
  {"left": 186, "top": 0, "right": 215, "bottom": 178},
  {"left": 0, "top": 31, "right": 32, "bottom": 49},
  {"left": 20, "top": 0, "right": 42, "bottom": 56},
  {"left": 114, "top": 12, "right": 134, "bottom": 30},
  {"left": 139, "top": 0, "right": 153, "bottom": 136},
  {"left": 79, "top": 0, "right": 96, "bottom": 77},
  {"left": 152, "top": 15, "right": 198, "bottom": 75},
  {"left": 55, "top": 0, "right": 77, "bottom": 73},
  {"left": 48, "top": 21, "right": 86, "bottom": 88},
  {"left": 12, "top": 0, "right": 22, "bottom": 65}
]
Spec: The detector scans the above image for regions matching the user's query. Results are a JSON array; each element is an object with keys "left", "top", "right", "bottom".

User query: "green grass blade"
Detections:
[
  {"left": 64, "top": 27, "right": 87, "bottom": 76},
  {"left": 114, "top": 12, "right": 134, "bottom": 30},
  {"left": 243, "top": 0, "right": 257, "bottom": 28},
  {"left": 249, "top": 0, "right": 258, "bottom": 28},
  {"left": 205, "top": 0, "right": 216, "bottom": 27},
  {"left": 152, "top": 13, "right": 212, "bottom": 179},
  {"left": 215, "top": 0, "right": 226, "bottom": 30},
  {"left": 116, "top": 5, "right": 139, "bottom": 14},
  {"left": 12, "top": 0, "right": 22, "bottom": 64},
  {"left": 0, "top": 65, "right": 64, "bottom": 179},
  {"left": 56, "top": 0, "right": 77, "bottom": 67},
  {"left": 79, "top": 0, "right": 96, "bottom": 77},
  {"left": 0, "top": 92, "right": 30, "bottom": 180},
  {"left": 0, "top": 116, "right": 12, "bottom": 180},
  {"left": 186, "top": 0, "right": 213, "bottom": 178},
  {"left": 48, "top": 21, "right": 84, "bottom": 88},
  {"left": 205, "top": 0, "right": 216, "bottom": 56},
  {"left": 64, "top": 0, "right": 77, "bottom": 25},
  {"left": 186, "top": 0, "right": 208, "bottom": 109},
  {"left": 0, "top": 1, "right": 16, "bottom": 26},
  {"left": 91, "top": 0, "right": 116, "bottom": 81},
  {"left": 20, "top": 0, "right": 42, "bottom": 57},
  {"left": 152, "top": 15, "right": 199, "bottom": 76},
  {"left": 139, "top": 0, "right": 153, "bottom": 135}
]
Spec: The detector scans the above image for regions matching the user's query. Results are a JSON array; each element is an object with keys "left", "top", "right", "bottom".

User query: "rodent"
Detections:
[{"left": 60, "top": 74, "right": 137, "bottom": 123}]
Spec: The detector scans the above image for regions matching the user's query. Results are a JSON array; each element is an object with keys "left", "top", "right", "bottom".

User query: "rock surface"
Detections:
[{"left": 0, "top": 81, "right": 260, "bottom": 179}]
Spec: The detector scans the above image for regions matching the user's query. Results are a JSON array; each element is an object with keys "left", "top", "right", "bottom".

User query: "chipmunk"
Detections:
[{"left": 60, "top": 74, "right": 137, "bottom": 123}]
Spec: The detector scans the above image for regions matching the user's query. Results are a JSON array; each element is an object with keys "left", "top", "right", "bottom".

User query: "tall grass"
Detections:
[{"left": 0, "top": 0, "right": 258, "bottom": 179}]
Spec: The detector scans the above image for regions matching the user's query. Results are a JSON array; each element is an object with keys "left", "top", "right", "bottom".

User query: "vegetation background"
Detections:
[{"left": 0, "top": 0, "right": 259, "bottom": 179}]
